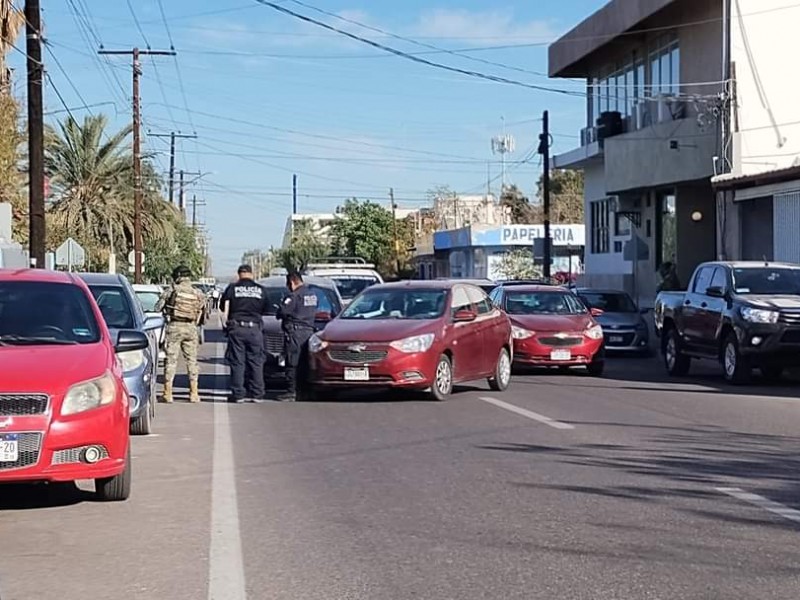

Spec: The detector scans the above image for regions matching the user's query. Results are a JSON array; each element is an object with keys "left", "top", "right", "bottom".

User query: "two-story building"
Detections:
[{"left": 549, "top": 0, "right": 800, "bottom": 306}]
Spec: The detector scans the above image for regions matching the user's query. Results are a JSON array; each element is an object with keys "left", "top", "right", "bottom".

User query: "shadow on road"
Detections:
[{"left": 0, "top": 482, "right": 94, "bottom": 510}]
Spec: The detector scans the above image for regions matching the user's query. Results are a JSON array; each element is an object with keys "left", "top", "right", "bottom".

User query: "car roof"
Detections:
[
  {"left": 699, "top": 261, "right": 800, "bottom": 270},
  {"left": 501, "top": 284, "right": 568, "bottom": 293},
  {"left": 366, "top": 280, "right": 463, "bottom": 291},
  {"left": 257, "top": 275, "right": 338, "bottom": 290},
  {"left": 0, "top": 268, "right": 81, "bottom": 284},
  {"left": 77, "top": 272, "right": 127, "bottom": 286},
  {"left": 436, "top": 277, "right": 494, "bottom": 284},
  {"left": 575, "top": 288, "right": 631, "bottom": 295}
]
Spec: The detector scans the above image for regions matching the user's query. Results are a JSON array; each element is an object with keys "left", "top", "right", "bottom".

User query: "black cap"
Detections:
[
  {"left": 237, "top": 264, "right": 253, "bottom": 275},
  {"left": 173, "top": 265, "right": 192, "bottom": 280}
]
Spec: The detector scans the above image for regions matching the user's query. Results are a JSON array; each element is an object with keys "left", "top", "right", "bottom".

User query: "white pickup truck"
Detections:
[{"left": 303, "top": 257, "right": 383, "bottom": 306}]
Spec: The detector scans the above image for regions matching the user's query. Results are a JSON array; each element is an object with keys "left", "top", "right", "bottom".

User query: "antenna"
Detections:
[{"left": 491, "top": 116, "right": 515, "bottom": 194}]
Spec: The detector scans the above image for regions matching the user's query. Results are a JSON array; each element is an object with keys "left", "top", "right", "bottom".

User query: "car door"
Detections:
[
  {"left": 695, "top": 267, "right": 729, "bottom": 352},
  {"left": 465, "top": 285, "right": 493, "bottom": 373},
  {"left": 448, "top": 285, "right": 483, "bottom": 381},
  {"left": 682, "top": 266, "right": 714, "bottom": 349}
]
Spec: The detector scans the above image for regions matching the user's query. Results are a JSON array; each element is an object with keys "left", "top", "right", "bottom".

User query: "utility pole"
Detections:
[
  {"left": 390, "top": 188, "right": 400, "bottom": 276},
  {"left": 149, "top": 132, "right": 197, "bottom": 205},
  {"left": 292, "top": 174, "right": 298, "bottom": 214},
  {"left": 190, "top": 194, "right": 206, "bottom": 229},
  {"left": 99, "top": 47, "right": 176, "bottom": 284},
  {"left": 178, "top": 170, "right": 202, "bottom": 218},
  {"left": 25, "top": 0, "right": 45, "bottom": 267},
  {"left": 538, "top": 110, "right": 552, "bottom": 281}
]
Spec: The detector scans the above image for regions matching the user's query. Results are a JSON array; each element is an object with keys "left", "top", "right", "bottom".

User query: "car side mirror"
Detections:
[
  {"left": 706, "top": 286, "right": 725, "bottom": 298},
  {"left": 454, "top": 309, "right": 477, "bottom": 323},
  {"left": 590, "top": 308, "right": 604, "bottom": 317},
  {"left": 143, "top": 315, "right": 165, "bottom": 331},
  {"left": 116, "top": 330, "right": 149, "bottom": 353}
]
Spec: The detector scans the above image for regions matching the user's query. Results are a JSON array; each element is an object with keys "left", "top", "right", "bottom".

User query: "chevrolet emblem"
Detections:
[
  {"left": 348, "top": 344, "right": 367, "bottom": 353},
  {"left": 555, "top": 333, "right": 570, "bottom": 339}
]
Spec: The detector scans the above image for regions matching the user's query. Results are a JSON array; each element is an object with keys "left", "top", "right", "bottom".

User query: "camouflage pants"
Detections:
[{"left": 164, "top": 322, "right": 200, "bottom": 383}]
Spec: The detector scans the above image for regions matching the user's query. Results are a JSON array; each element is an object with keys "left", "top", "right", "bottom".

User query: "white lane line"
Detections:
[
  {"left": 716, "top": 487, "right": 800, "bottom": 525},
  {"left": 209, "top": 341, "right": 247, "bottom": 600},
  {"left": 479, "top": 396, "right": 575, "bottom": 430}
]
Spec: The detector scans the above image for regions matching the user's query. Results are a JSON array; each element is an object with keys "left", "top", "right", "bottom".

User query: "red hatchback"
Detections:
[
  {"left": 309, "top": 281, "right": 513, "bottom": 400},
  {"left": 490, "top": 285, "right": 605, "bottom": 375},
  {"left": 0, "top": 269, "right": 149, "bottom": 501}
]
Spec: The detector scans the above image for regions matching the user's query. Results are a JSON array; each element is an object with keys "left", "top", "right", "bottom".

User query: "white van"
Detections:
[{"left": 303, "top": 257, "right": 383, "bottom": 305}]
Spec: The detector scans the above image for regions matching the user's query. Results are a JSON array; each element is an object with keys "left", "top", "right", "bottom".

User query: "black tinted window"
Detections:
[
  {"left": 733, "top": 268, "right": 800, "bottom": 294},
  {"left": 693, "top": 268, "right": 715, "bottom": 294},
  {"left": 505, "top": 292, "right": 588, "bottom": 315},
  {"left": 579, "top": 292, "right": 637, "bottom": 313},
  {"left": 0, "top": 281, "right": 101, "bottom": 344},
  {"left": 88, "top": 285, "right": 135, "bottom": 329},
  {"left": 342, "top": 289, "right": 447, "bottom": 320}
]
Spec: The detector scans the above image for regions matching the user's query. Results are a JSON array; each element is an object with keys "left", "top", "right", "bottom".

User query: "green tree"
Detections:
[
  {"left": 495, "top": 248, "right": 542, "bottom": 281},
  {"left": 144, "top": 220, "right": 205, "bottom": 283},
  {"left": 279, "top": 218, "right": 328, "bottom": 271},
  {"left": 329, "top": 199, "right": 396, "bottom": 273},
  {"left": 500, "top": 184, "right": 535, "bottom": 224},
  {"left": 534, "top": 169, "right": 585, "bottom": 224}
]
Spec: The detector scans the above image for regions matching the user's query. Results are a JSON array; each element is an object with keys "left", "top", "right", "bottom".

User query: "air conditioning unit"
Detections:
[{"left": 634, "top": 101, "right": 652, "bottom": 130}]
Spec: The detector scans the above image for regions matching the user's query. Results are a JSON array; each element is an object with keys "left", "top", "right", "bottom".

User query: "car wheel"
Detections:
[
  {"left": 130, "top": 400, "right": 153, "bottom": 435},
  {"left": 95, "top": 448, "right": 131, "bottom": 502},
  {"left": 488, "top": 348, "right": 511, "bottom": 392},
  {"left": 723, "top": 333, "right": 751, "bottom": 385},
  {"left": 431, "top": 354, "right": 453, "bottom": 401},
  {"left": 761, "top": 366, "right": 784, "bottom": 381},
  {"left": 586, "top": 359, "right": 605, "bottom": 377},
  {"left": 664, "top": 329, "right": 690, "bottom": 376}
]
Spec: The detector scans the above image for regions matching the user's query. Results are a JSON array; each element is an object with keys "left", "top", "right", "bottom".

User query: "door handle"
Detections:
[
  {"left": 701, "top": 302, "right": 708, "bottom": 308},
  {"left": 684, "top": 300, "right": 691, "bottom": 306}
]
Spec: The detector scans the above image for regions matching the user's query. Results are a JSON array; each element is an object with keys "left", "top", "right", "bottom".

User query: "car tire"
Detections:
[
  {"left": 587, "top": 359, "right": 605, "bottom": 377},
  {"left": 96, "top": 448, "right": 131, "bottom": 502},
  {"left": 664, "top": 329, "right": 691, "bottom": 376},
  {"left": 431, "top": 354, "right": 453, "bottom": 401},
  {"left": 488, "top": 348, "right": 512, "bottom": 392},
  {"left": 723, "top": 332, "right": 751, "bottom": 385},
  {"left": 761, "top": 366, "right": 784, "bottom": 381},
  {"left": 130, "top": 402, "right": 152, "bottom": 435}
]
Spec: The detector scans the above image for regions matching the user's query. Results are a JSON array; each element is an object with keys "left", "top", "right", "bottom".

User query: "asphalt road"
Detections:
[{"left": 2, "top": 327, "right": 800, "bottom": 599}]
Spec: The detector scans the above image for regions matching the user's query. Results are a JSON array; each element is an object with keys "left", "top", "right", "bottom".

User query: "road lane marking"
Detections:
[
  {"left": 716, "top": 487, "right": 800, "bottom": 525},
  {"left": 479, "top": 397, "right": 575, "bottom": 430},
  {"left": 209, "top": 341, "right": 247, "bottom": 600}
]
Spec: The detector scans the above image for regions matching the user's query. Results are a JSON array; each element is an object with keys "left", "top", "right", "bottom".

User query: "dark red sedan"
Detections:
[
  {"left": 489, "top": 284, "right": 605, "bottom": 375},
  {"left": 308, "top": 281, "right": 513, "bottom": 400}
]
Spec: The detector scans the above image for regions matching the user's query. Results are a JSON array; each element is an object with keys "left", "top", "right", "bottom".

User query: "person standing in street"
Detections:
[
  {"left": 220, "top": 265, "right": 270, "bottom": 403},
  {"left": 211, "top": 286, "right": 221, "bottom": 310},
  {"left": 276, "top": 270, "right": 318, "bottom": 402},
  {"left": 156, "top": 265, "right": 207, "bottom": 404}
]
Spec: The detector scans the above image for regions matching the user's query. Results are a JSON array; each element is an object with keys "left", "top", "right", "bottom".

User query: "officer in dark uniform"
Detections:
[
  {"left": 275, "top": 270, "right": 318, "bottom": 402},
  {"left": 219, "top": 264, "right": 270, "bottom": 403}
]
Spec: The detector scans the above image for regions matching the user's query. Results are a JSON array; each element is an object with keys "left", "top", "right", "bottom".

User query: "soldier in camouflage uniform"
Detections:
[{"left": 156, "top": 266, "right": 207, "bottom": 403}]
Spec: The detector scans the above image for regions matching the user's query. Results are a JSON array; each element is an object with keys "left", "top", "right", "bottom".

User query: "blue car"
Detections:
[{"left": 79, "top": 273, "right": 165, "bottom": 435}]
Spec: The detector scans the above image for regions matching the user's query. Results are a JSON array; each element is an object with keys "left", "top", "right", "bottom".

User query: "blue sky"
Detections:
[{"left": 18, "top": 0, "right": 606, "bottom": 274}]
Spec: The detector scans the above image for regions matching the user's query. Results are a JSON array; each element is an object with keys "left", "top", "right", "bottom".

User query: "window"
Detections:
[
  {"left": 579, "top": 292, "right": 637, "bottom": 313},
  {"left": 89, "top": 285, "right": 135, "bottom": 329},
  {"left": 710, "top": 267, "right": 728, "bottom": 292},
  {"left": 466, "top": 286, "right": 491, "bottom": 315},
  {"left": 648, "top": 35, "right": 680, "bottom": 97},
  {"left": 692, "top": 267, "right": 715, "bottom": 294},
  {"left": 136, "top": 291, "right": 161, "bottom": 313},
  {"left": 330, "top": 276, "right": 380, "bottom": 302},
  {"left": 489, "top": 287, "right": 502, "bottom": 307},
  {"left": 591, "top": 199, "right": 612, "bottom": 254},
  {"left": 505, "top": 291, "right": 588, "bottom": 316},
  {"left": 340, "top": 289, "right": 448, "bottom": 321},
  {"left": 450, "top": 286, "right": 472, "bottom": 316},
  {"left": 657, "top": 190, "right": 677, "bottom": 267},
  {"left": 615, "top": 213, "right": 631, "bottom": 236}
]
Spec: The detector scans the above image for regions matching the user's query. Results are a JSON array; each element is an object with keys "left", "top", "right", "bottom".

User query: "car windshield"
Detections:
[
  {"left": 506, "top": 291, "right": 587, "bottom": 315},
  {"left": 88, "top": 285, "right": 135, "bottom": 329},
  {"left": 579, "top": 292, "right": 637, "bottom": 313},
  {"left": 341, "top": 289, "right": 448, "bottom": 320},
  {"left": 732, "top": 268, "right": 800, "bottom": 295},
  {"left": 331, "top": 276, "right": 380, "bottom": 301},
  {"left": 262, "top": 285, "right": 340, "bottom": 317},
  {"left": 0, "top": 281, "right": 101, "bottom": 345},
  {"left": 136, "top": 291, "right": 161, "bottom": 313}
]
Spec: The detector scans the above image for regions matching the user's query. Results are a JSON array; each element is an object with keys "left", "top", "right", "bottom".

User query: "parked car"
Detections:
[
  {"left": 303, "top": 258, "right": 383, "bottom": 306},
  {"left": 308, "top": 281, "right": 513, "bottom": 401},
  {"left": 256, "top": 275, "right": 344, "bottom": 385},
  {"left": 78, "top": 274, "right": 164, "bottom": 435},
  {"left": 576, "top": 288, "right": 650, "bottom": 353},
  {"left": 0, "top": 269, "right": 146, "bottom": 501},
  {"left": 654, "top": 261, "right": 800, "bottom": 384},
  {"left": 132, "top": 283, "right": 166, "bottom": 362},
  {"left": 490, "top": 284, "right": 605, "bottom": 375}
]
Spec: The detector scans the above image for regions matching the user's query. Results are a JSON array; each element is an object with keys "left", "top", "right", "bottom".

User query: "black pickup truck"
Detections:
[{"left": 654, "top": 261, "right": 800, "bottom": 384}]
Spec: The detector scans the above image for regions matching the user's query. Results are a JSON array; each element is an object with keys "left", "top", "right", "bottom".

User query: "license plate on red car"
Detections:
[
  {"left": 550, "top": 350, "right": 572, "bottom": 361},
  {"left": 344, "top": 367, "right": 370, "bottom": 381},
  {"left": 0, "top": 434, "right": 19, "bottom": 462}
]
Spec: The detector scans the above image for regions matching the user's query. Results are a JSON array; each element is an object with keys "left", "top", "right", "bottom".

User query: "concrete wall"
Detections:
[{"left": 731, "top": 0, "right": 800, "bottom": 177}]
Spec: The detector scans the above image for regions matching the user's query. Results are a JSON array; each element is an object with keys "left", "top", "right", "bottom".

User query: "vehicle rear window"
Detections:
[
  {"left": 88, "top": 285, "right": 135, "bottom": 329},
  {"left": 506, "top": 291, "right": 587, "bottom": 315},
  {"left": 342, "top": 289, "right": 447, "bottom": 320},
  {"left": 0, "top": 281, "right": 101, "bottom": 344},
  {"left": 579, "top": 292, "right": 637, "bottom": 313},
  {"left": 732, "top": 268, "right": 800, "bottom": 295},
  {"left": 136, "top": 291, "right": 161, "bottom": 313},
  {"left": 330, "top": 276, "right": 380, "bottom": 301}
]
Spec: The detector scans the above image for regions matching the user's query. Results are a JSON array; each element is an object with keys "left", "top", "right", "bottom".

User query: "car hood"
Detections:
[
  {"left": 321, "top": 318, "right": 437, "bottom": 343},
  {"left": 0, "top": 343, "right": 111, "bottom": 394},
  {"left": 510, "top": 314, "right": 594, "bottom": 333},
  {"left": 595, "top": 312, "right": 642, "bottom": 328},
  {"left": 740, "top": 295, "right": 800, "bottom": 310}
]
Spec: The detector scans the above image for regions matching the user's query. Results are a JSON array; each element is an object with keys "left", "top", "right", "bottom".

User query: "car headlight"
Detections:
[
  {"left": 389, "top": 333, "right": 435, "bottom": 353},
  {"left": 585, "top": 324, "right": 604, "bottom": 340},
  {"left": 512, "top": 326, "right": 534, "bottom": 340},
  {"left": 62, "top": 372, "right": 117, "bottom": 416},
  {"left": 308, "top": 333, "right": 328, "bottom": 354},
  {"left": 741, "top": 307, "right": 779, "bottom": 324},
  {"left": 117, "top": 349, "right": 145, "bottom": 372}
]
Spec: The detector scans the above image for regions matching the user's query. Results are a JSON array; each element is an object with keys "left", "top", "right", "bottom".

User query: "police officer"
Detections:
[
  {"left": 276, "top": 270, "right": 317, "bottom": 402},
  {"left": 219, "top": 265, "right": 270, "bottom": 403}
]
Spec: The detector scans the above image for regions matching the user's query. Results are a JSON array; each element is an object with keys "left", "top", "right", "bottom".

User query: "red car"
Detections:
[
  {"left": 0, "top": 269, "right": 149, "bottom": 501},
  {"left": 489, "top": 284, "right": 605, "bottom": 375},
  {"left": 308, "top": 281, "right": 513, "bottom": 400}
]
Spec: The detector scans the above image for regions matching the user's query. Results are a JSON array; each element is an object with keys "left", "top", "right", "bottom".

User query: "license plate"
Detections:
[
  {"left": 550, "top": 350, "right": 572, "bottom": 361},
  {"left": 0, "top": 434, "right": 19, "bottom": 462},
  {"left": 344, "top": 367, "right": 370, "bottom": 381},
  {"left": 608, "top": 335, "right": 624, "bottom": 343}
]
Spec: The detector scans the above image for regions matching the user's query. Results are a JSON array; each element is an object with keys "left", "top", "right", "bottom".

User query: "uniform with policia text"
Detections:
[
  {"left": 220, "top": 276, "right": 271, "bottom": 402},
  {"left": 276, "top": 283, "right": 318, "bottom": 399}
]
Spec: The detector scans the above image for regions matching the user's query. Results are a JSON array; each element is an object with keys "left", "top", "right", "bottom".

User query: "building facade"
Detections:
[{"left": 549, "top": 0, "right": 800, "bottom": 306}]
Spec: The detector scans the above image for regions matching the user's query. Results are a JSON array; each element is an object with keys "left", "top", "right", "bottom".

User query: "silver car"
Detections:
[
  {"left": 79, "top": 274, "right": 164, "bottom": 435},
  {"left": 576, "top": 288, "right": 650, "bottom": 354}
]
